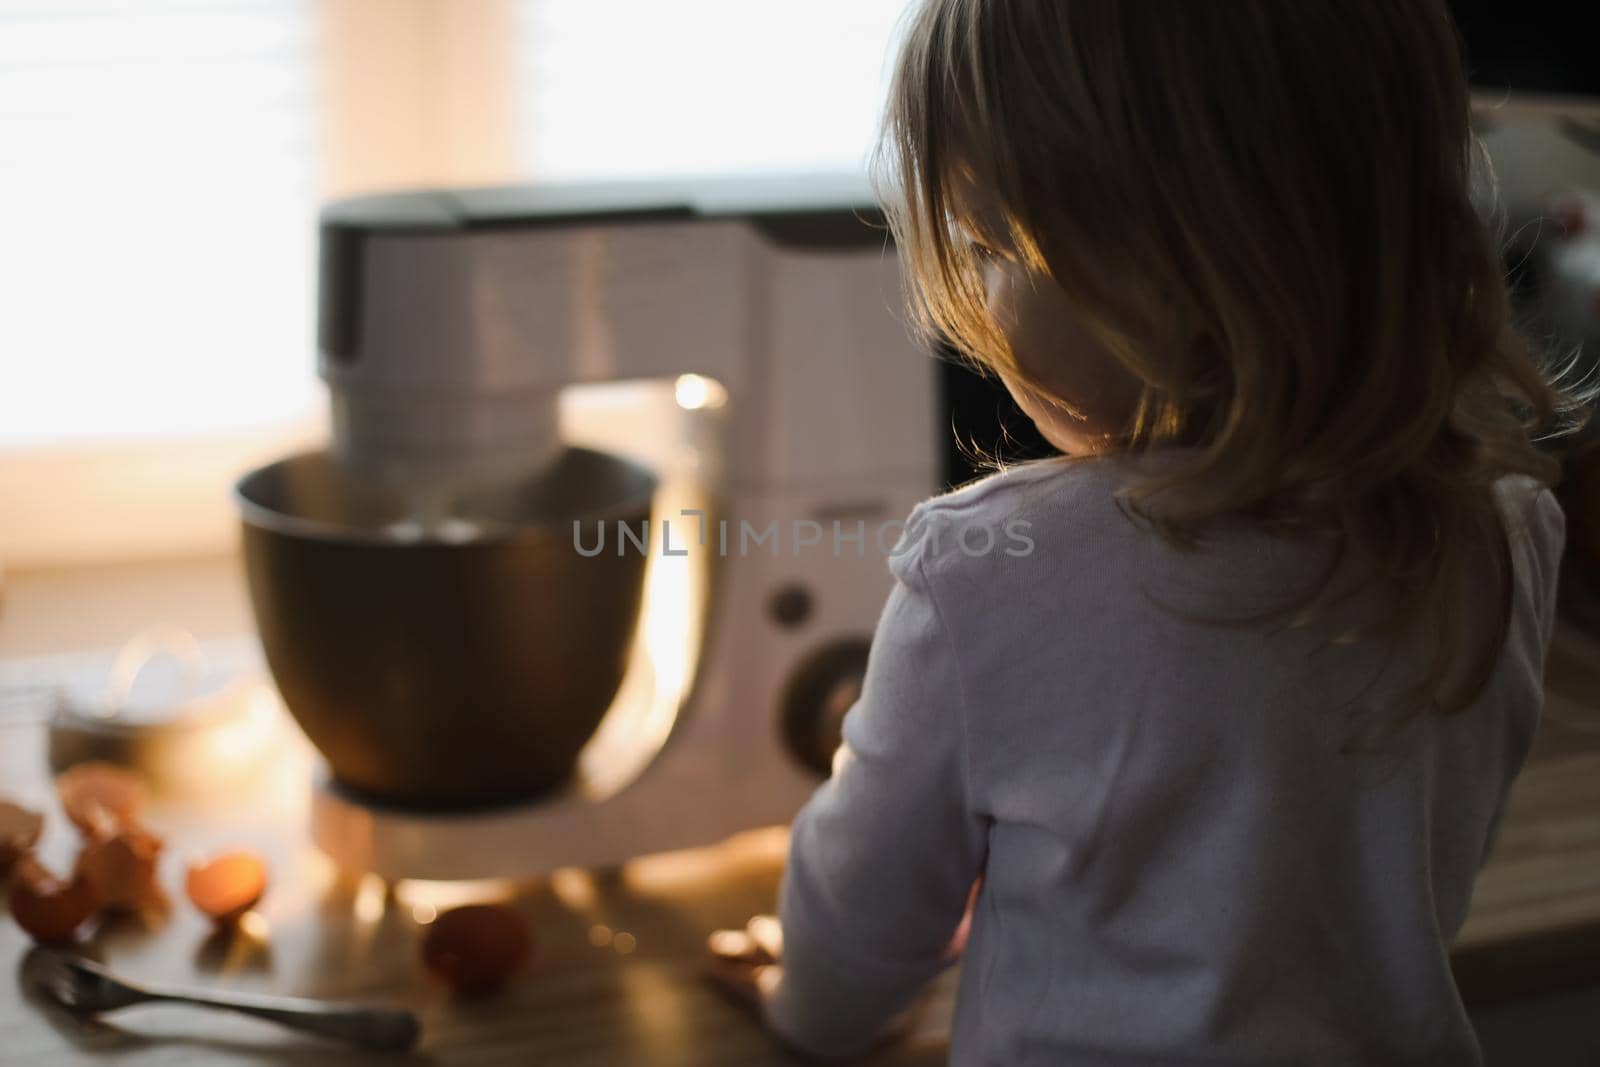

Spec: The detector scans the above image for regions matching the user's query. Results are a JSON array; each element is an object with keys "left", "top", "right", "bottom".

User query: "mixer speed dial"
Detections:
[{"left": 779, "top": 638, "right": 872, "bottom": 777}]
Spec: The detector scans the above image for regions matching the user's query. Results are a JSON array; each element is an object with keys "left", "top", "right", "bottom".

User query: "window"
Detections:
[
  {"left": 0, "top": 0, "right": 912, "bottom": 566},
  {"left": 0, "top": 0, "right": 320, "bottom": 447},
  {"left": 516, "top": 0, "right": 909, "bottom": 180}
]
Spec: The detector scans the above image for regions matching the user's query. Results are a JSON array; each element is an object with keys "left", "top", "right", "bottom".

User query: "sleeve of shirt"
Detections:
[
  {"left": 762, "top": 512, "right": 990, "bottom": 1059},
  {"left": 1481, "top": 485, "right": 1566, "bottom": 870},
  {"left": 1529, "top": 487, "right": 1566, "bottom": 647}
]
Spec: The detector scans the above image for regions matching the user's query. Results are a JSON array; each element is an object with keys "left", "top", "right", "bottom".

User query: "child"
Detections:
[{"left": 709, "top": 1, "right": 1574, "bottom": 1062}]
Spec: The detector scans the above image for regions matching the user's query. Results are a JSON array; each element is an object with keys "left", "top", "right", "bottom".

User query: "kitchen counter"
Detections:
[
  {"left": 1, "top": 582, "right": 1599, "bottom": 1064},
  {"left": 0, "top": 667, "right": 956, "bottom": 1066}
]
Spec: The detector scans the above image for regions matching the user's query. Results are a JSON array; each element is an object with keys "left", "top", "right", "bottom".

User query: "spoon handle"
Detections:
[{"left": 142, "top": 989, "right": 420, "bottom": 1052}]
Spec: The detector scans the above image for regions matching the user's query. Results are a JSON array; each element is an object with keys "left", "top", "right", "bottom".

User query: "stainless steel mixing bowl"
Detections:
[{"left": 235, "top": 447, "right": 656, "bottom": 809}]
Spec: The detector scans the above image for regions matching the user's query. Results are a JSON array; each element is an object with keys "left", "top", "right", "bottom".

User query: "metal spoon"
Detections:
[{"left": 30, "top": 950, "right": 421, "bottom": 1052}]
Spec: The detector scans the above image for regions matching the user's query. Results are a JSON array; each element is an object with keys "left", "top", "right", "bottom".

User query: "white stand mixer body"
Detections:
[{"left": 309, "top": 177, "right": 940, "bottom": 879}]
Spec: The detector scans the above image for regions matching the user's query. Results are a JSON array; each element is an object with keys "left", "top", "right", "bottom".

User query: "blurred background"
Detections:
[
  {"left": 2, "top": 1, "right": 1598, "bottom": 576},
  {"left": 0, "top": 0, "right": 911, "bottom": 568}
]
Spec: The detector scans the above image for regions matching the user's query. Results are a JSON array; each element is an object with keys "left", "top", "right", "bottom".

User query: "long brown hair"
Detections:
[{"left": 875, "top": 0, "right": 1578, "bottom": 723}]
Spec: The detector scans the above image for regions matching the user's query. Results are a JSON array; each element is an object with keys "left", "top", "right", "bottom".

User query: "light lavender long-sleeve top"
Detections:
[{"left": 765, "top": 456, "right": 1564, "bottom": 1065}]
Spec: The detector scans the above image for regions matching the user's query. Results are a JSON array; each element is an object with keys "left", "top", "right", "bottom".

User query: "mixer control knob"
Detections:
[
  {"left": 779, "top": 638, "right": 872, "bottom": 777},
  {"left": 767, "top": 582, "right": 814, "bottom": 628}
]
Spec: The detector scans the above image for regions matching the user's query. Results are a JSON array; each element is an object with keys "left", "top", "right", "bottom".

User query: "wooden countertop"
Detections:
[{"left": 1, "top": 621, "right": 1598, "bottom": 1064}]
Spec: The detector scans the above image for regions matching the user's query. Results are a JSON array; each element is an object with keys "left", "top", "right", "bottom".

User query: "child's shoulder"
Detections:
[
  {"left": 892, "top": 455, "right": 1130, "bottom": 585},
  {"left": 916, "top": 454, "right": 1122, "bottom": 520},
  {"left": 1493, "top": 473, "right": 1563, "bottom": 538},
  {"left": 1493, "top": 473, "right": 1566, "bottom": 600}
]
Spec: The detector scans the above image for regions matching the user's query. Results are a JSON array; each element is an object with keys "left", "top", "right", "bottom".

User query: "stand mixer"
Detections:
[{"left": 235, "top": 174, "right": 938, "bottom": 880}]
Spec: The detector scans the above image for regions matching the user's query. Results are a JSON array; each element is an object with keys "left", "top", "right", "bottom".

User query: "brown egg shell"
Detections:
[
  {"left": 420, "top": 903, "right": 533, "bottom": 996},
  {"left": 185, "top": 850, "right": 269, "bottom": 925},
  {"left": 0, "top": 800, "right": 44, "bottom": 876},
  {"left": 8, "top": 855, "right": 98, "bottom": 945},
  {"left": 75, "top": 823, "right": 164, "bottom": 913},
  {"left": 56, "top": 762, "right": 147, "bottom": 835}
]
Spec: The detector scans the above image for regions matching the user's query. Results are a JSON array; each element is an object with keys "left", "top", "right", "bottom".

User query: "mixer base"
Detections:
[
  {"left": 307, "top": 749, "right": 803, "bottom": 882},
  {"left": 312, "top": 768, "right": 647, "bottom": 881}
]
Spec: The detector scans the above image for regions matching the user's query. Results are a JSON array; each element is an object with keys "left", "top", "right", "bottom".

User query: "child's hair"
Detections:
[{"left": 874, "top": 0, "right": 1581, "bottom": 725}]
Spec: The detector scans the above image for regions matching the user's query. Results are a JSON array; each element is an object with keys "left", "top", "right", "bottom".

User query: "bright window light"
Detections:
[
  {"left": 515, "top": 0, "right": 912, "bottom": 180},
  {"left": 0, "top": 0, "right": 913, "bottom": 455},
  {"left": 0, "top": 0, "right": 319, "bottom": 447}
]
